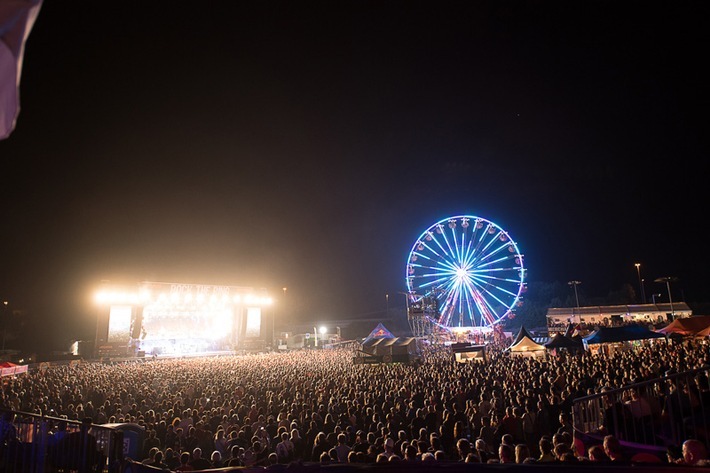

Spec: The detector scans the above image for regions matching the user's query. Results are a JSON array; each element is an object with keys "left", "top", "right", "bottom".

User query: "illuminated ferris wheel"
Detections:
[{"left": 405, "top": 215, "right": 526, "bottom": 330}]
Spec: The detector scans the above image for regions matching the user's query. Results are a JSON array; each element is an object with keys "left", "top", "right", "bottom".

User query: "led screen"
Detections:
[
  {"left": 245, "top": 307, "right": 261, "bottom": 338},
  {"left": 107, "top": 305, "right": 132, "bottom": 342}
]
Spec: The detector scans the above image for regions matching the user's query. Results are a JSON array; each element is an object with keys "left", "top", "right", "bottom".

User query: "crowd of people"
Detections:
[{"left": 1, "top": 335, "right": 710, "bottom": 469}]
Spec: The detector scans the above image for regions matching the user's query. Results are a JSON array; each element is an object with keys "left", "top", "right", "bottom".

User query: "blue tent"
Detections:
[
  {"left": 583, "top": 324, "right": 665, "bottom": 345},
  {"left": 545, "top": 333, "right": 583, "bottom": 349}
]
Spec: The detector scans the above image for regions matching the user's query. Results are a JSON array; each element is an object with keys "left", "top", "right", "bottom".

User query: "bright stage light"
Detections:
[{"left": 94, "top": 290, "right": 140, "bottom": 305}]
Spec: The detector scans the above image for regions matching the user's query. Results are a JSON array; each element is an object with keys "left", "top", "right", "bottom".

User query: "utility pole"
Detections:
[
  {"left": 634, "top": 263, "right": 646, "bottom": 303},
  {"left": 568, "top": 281, "right": 581, "bottom": 308},
  {"left": 655, "top": 277, "right": 677, "bottom": 318}
]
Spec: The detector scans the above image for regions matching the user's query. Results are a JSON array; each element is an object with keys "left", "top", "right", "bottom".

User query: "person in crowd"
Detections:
[
  {"left": 275, "top": 431, "right": 294, "bottom": 464},
  {"left": 252, "top": 439, "right": 270, "bottom": 466},
  {"left": 310, "top": 432, "right": 331, "bottom": 461},
  {"left": 175, "top": 451, "right": 194, "bottom": 471},
  {"left": 553, "top": 442, "right": 571, "bottom": 461},
  {"left": 537, "top": 437, "right": 555, "bottom": 462},
  {"left": 382, "top": 437, "right": 396, "bottom": 459},
  {"left": 474, "top": 438, "right": 493, "bottom": 463},
  {"left": 333, "top": 432, "right": 351, "bottom": 462},
  {"left": 455, "top": 438, "right": 472, "bottom": 461},
  {"left": 141, "top": 447, "right": 159, "bottom": 465},
  {"left": 210, "top": 450, "right": 223, "bottom": 468},
  {"left": 142, "top": 429, "right": 161, "bottom": 460},
  {"left": 188, "top": 447, "right": 212, "bottom": 470},
  {"left": 602, "top": 435, "right": 627, "bottom": 463},
  {"left": 515, "top": 443, "right": 531, "bottom": 463},
  {"left": 681, "top": 438, "right": 709, "bottom": 466},
  {"left": 226, "top": 445, "right": 244, "bottom": 467},
  {"left": 403, "top": 443, "right": 419, "bottom": 461},
  {"left": 213, "top": 428, "right": 228, "bottom": 458},
  {"left": 497, "top": 443, "right": 515, "bottom": 463},
  {"left": 164, "top": 448, "right": 180, "bottom": 470},
  {"left": 666, "top": 444, "right": 683, "bottom": 464},
  {"left": 587, "top": 444, "right": 609, "bottom": 462},
  {"left": 556, "top": 412, "right": 573, "bottom": 438},
  {"left": 147, "top": 450, "right": 169, "bottom": 470}
]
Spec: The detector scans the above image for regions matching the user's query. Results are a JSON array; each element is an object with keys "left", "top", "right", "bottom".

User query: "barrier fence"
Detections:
[
  {"left": 572, "top": 366, "right": 710, "bottom": 453},
  {"left": 0, "top": 409, "right": 125, "bottom": 473}
]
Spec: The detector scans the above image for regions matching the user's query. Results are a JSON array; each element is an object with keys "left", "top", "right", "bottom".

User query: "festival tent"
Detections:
[
  {"left": 0, "top": 361, "right": 27, "bottom": 376},
  {"left": 451, "top": 344, "right": 488, "bottom": 363},
  {"left": 359, "top": 337, "right": 422, "bottom": 363},
  {"left": 508, "top": 326, "right": 546, "bottom": 357},
  {"left": 362, "top": 323, "right": 395, "bottom": 343},
  {"left": 510, "top": 325, "right": 536, "bottom": 345},
  {"left": 361, "top": 337, "right": 388, "bottom": 353},
  {"left": 655, "top": 315, "right": 710, "bottom": 336},
  {"left": 362, "top": 337, "right": 416, "bottom": 356},
  {"left": 582, "top": 325, "right": 666, "bottom": 344},
  {"left": 545, "top": 333, "right": 584, "bottom": 350},
  {"left": 697, "top": 325, "right": 710, "bottom": 338}
]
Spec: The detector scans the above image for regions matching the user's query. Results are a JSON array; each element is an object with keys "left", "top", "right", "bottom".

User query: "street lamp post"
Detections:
[
  {"left": 634, "top": 263, "right": 646, "bottom": 303},
  {"left": 319, "top": 326, "right": 327, "bottom": 348},
  {"left": 652, "top": 293, "right": 662, "bottom": 304},
  {"left": 275, "top": 287, "right": 286, "bottom": 349},
  {"left": 654, "top": 277, "right": 677, "bottom": 318},
  {"left": 1, "top": 301, "right": 8, "bottom": 352},
  {"left": 568, "top": 281, "right": 581, "bottom": 308},
  {"left": 386, "top": 294, "right": 389, "bottom": 319}
]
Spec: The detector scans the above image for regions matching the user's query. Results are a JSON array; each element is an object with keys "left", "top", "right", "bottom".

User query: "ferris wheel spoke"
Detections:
[
  {"left": 457, "top": 281, "right": 478, "bottom": 326},
  {"left": 461, "top": 278, "right": 498, "bottom": 325},
  {"left": 472, "top": 236, "right": 507, "bottom": 266},
  {"left": 471, "top": 271, "right": 522, "bottom": 288},
  {"left": 472, "top": 268, "right": 516, "bottom": 282},
  {"left": 432, "top": 231, "right": 456, "bottom": 264},
  {"left": 480, "top": 241, "right": 515, "bottom": 264},
  {"left": 438, "top": 291, "right": 457, "bottom": 326},
  {"left": 417, "top": 242, "right": 446, "bottom": 263},
  {"left": 418, "top": 264, "right": 458, "bottom": 281},
  {"left": 473, "top": 255, "right": 513, "bottom": 271},
  {"left": 418, "top": 273, "right": 455, "bottom": 291},
  {"left": 469, "top": 275, "right": 520, "bottom": 303},
  {"left": 469, "top": 278, "right": 515, "bottom": 317},
  {"left": 468, "top": 272, "right": 515, "bottom": 309},
  {"left": 457, "top": 228, "right": 468, "bottom": 267}
]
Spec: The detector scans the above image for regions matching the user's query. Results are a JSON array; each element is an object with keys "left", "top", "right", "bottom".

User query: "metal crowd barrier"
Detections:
[
  {"left": 0, "top": 409, "right": 124, "bottom": 473},
  {"left": 572, "top": 366, "right": 710, "bottom": 452}
]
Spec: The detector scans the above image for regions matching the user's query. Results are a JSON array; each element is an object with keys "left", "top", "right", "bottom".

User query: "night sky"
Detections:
[{"left": 1, "top": 1, "right": 709, "bottom": 347}]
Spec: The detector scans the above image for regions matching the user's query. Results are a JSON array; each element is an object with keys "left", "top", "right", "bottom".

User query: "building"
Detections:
[{"left": 546, "top": 302, "right": 692, "bottom": 335}]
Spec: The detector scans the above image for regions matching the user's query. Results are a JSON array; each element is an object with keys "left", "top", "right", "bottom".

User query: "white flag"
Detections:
[{"left": 0, "top": 0, "right": 43, "bottom": 140}]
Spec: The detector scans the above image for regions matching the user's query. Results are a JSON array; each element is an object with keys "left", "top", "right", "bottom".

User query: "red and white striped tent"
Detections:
[{"left": 0, "top": 361, "right": 28, "bottom": 376}]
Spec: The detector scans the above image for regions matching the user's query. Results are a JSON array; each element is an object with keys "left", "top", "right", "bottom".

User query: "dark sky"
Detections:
[{"left": 1, "top": 1, "right": 709, "bottom": 345}]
